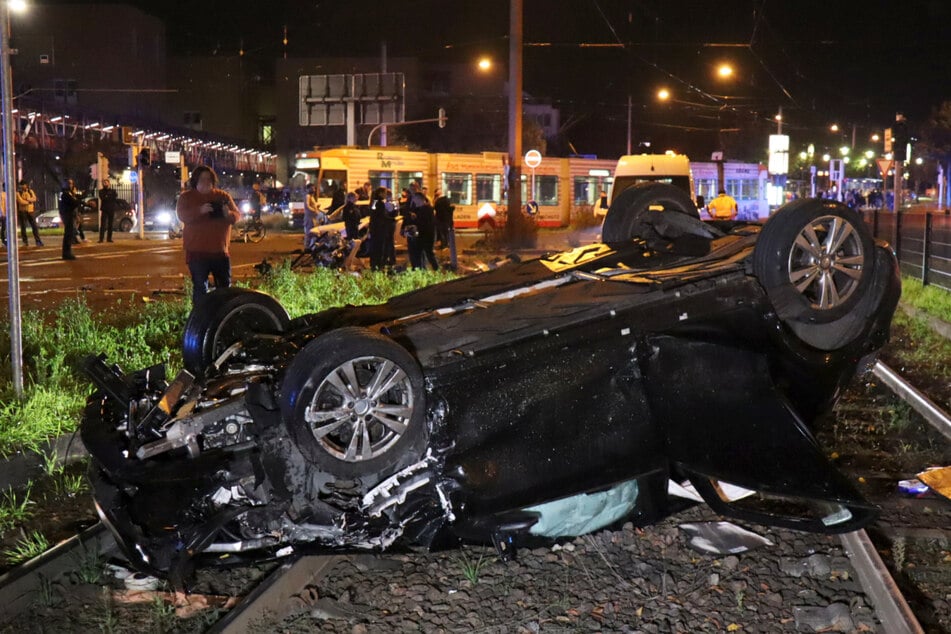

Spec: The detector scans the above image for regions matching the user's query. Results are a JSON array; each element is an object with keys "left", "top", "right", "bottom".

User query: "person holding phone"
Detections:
[{"left": 176, "top": 165, "right": 240, "bottom": 305}]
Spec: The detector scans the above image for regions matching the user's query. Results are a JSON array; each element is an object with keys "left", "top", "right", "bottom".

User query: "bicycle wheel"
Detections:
[{"left": 246, "top": 221, "right": 267, "bottom": 243}]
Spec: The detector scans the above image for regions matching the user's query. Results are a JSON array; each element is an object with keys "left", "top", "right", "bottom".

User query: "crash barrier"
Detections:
[{"left": 863, "top": 209, "right": 951, "bottom": 293}]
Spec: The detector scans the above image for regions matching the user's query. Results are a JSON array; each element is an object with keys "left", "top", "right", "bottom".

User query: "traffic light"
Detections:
[
  {"left": 892, "top": 118, "right": 909, "bottom": 162},
  {"left": 138, "top": 148, "right": 151, "bottom": 167},
  {"left": 438, "top": 107, "right": 447, "bottom": 128}
]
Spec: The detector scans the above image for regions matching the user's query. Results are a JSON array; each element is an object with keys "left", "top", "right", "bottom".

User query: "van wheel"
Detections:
[
  {"left": 118, "top": 218, "right": 133, "bottom": 232},
  {"left": 601, "top": 183, "right": 699, "bottom": 243}
]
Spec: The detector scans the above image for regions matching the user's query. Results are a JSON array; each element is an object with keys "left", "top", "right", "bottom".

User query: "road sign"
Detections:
[
  {"left": 876, "top": 158, "right": 894, "bottom": 177},
  {"left": 524, "top": 149, "right": 542, "bottom": 168},
  {"left": 165, "top": 151, "right": 181, "bottom": 164}
]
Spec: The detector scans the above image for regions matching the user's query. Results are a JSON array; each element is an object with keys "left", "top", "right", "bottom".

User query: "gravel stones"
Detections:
[{"left": 259, "top": 505, "right": 882, "bottom": 632}]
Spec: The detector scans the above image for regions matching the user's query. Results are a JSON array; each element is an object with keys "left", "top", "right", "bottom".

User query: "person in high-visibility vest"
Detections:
[{"left": 707, "top": 189, "right": 738, "bottom": 220}]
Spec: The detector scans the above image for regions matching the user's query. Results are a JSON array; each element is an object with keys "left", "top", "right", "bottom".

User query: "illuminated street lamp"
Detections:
[
  {"left": 830, "top": 124, "right": 840, "bottom": 133},
  {"left": 657, "top": 87, "right": 670, "bottom": 101},
  {"left": 717, "top": 63, "right": 734, "bottom": 79},
  {"left": 864, "top": 150, "right": 875, "bottom": 159},
  {"left": 477, "top": 56, "right": 492, "bottom": 72},
  {"left": 871, "top": 133, "right": 880, "bottom": 142},
  {"left": 839, "top": 146, "right": 850, "bottom": 156},
  {"left": 822, "top": 153, "right": 831, "bottom": 162}
]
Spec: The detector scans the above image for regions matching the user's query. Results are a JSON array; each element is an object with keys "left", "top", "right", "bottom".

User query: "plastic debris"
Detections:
[
  {"left": 897, "top": 478, "right": 930, "bottom": 496},
  {"left": 917, "top": 466, "right": 951, "bottom": 501},
  {"left": 678, "top": 521, "right": 774, "bottom": 555}
]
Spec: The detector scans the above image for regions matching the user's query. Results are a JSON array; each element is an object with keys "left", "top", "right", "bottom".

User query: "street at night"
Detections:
[{"left": 0, "top": 1, "right": 949, "bottom": 632}]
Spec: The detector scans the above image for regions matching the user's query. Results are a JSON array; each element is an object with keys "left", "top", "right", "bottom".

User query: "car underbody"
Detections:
[{"left": 80, "top": 187, "right": 900, "bottom": 588}]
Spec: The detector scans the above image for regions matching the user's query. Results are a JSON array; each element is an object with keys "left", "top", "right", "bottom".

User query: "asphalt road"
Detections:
[
  {"left": 0, "top": 231, "right": 310, "bottom": 313},
  {"left": 0, "top": 225, "right": 603, "bottom": 314}
]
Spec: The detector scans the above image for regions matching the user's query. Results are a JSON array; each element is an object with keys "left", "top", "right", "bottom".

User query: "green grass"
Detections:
[
  {"left": 3, "top": 529, "right": 50, "bottom": 565},
  {"left": 0, "top": 267, "right": 453, "bottom": 457},
  {"left": 0, "top": 484, "right": 35, "bottom": 532},
  {"left": 900, "top": 277, "right": 951, "bottom": 323}
]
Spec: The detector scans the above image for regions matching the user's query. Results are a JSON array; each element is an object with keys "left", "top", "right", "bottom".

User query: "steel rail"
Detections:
[
  {"left": 0, "top": 523, "right": 114, "bottom": 624},
  {"left": 207, "top": 554, "right": 342, "bottom": 634},
  {"left": 873, "top": 360, "right": 951, "bottom": 441}
]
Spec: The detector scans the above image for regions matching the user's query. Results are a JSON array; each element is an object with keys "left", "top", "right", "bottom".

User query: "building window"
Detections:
[
  {"left": 259, "top": 118, "right": 275, "bottom": 146},
  {"left": 184, "top": 111, "right": 203, "bottom": 130},
  {"left": 54, "top": 79, "right": 78, "bottom": 104}
]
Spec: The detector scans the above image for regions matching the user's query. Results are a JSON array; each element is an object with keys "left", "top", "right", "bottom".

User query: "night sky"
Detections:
[{"left": 41, "top": 1, "right": 951, "bottom": 156}]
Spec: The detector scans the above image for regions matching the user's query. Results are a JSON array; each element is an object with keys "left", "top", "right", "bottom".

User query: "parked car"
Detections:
[
  {"left": 34, "top": 199, "right": 136, "bottom": 233},
  {"left": 141, "top": 207, "right": 178, "bottom": 232},
  {"left": 80, "top": 185, "right": 900, "bottom": 586}
]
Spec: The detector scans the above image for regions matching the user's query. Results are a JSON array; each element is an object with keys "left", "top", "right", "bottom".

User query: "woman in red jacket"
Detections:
[{"left": 176, "top": 165, "right": 240, "bottom": 305}]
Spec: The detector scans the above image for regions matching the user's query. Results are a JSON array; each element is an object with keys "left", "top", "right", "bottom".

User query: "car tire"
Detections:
[
  {"left": 753, "top": 200, "right": 874, "bottom": 325},
  {"left": 601, "top": 182, "right": 700, "bottom": 243},
  {"left": 182, "top": 288, "right": 290, "bottom": 376},
  {"left": 118, "top": 218, "right": 134, "bottom": 232},
  {"left": 281, "top": 327, "right": 428, "bottom": 482}
]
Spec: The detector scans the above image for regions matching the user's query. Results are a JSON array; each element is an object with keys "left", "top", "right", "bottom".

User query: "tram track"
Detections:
[{"left": 0, "top": 358, "right": 946, "bottom": 632}]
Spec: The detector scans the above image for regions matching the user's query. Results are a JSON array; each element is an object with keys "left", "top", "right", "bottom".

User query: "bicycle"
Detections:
[{"left": 235, "top": 216, "right": 267, "bottom": 243}]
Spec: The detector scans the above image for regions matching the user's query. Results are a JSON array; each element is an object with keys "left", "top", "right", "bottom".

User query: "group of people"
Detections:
[
  {"left": 0, "top": 177, "right": 124, "bottom": 260},
  {"left": 303, "top": 179, "right": 455, "bottom": 272}
]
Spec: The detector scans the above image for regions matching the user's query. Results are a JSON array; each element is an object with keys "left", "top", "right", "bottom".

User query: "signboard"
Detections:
[
  {"left": 524, "top": 149, "right": 542, "bottom": 168},
  {"left": 768, "top": 134, "right": 789, "bottom": 175},
  {"left": 829, "top": 159, "right": 844, "bottom": 184},
  {"left": 299, "top": 73, "right": 405, "bottom": 127},
  {"left": 876, "top": 158, "right": 894, "bottom": 177},
  {"left": 165, "top": 151, "right": 181, "bottom": 164}
]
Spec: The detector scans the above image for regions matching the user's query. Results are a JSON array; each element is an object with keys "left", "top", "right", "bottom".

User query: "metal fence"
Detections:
[{"left": 863, "top": 210, "right": 951, "bottom": 292}]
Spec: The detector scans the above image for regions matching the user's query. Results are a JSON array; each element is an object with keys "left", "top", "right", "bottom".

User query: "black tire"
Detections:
[
  {"left": 118, "top": 218, "right": 134, "bottom": 232},
  {"left": 753, "top": 200, "right": 874, "bottom": 324},
  {"left": 246, "top": 222, "right": 267, "bottom": 243},
  {"left": 281, "top": 327, "right": 428, "bottom": 482},
  {"left": 601, "top": 182, "right": 699, "bottom": 243},
  {"left": 182, "top": 288, "right": 290, "bottom": 376}
]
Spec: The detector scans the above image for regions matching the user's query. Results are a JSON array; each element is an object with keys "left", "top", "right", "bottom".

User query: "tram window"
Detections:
[
  {"left": 397, "top": 172, "right": 424, "bottom": 194},
  {"left": 574, "top": 177, "right": 598, "bottom": 204},
  {"left": 369, "top": 171, "right": 393, "bottom": 191},
  {"left": 521, "top": 175, "right": 558, "bottom": 205},
  {"left": 476, "top": 174, "right": 501, "bottom": 203},
  {"left": 441, "top": 173, "right": 472, "bottom": 205},
  {"left": 319, "top": 170, "right": 347, "bottom": 197}
]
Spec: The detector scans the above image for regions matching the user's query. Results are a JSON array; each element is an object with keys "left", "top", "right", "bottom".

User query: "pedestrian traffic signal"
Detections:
[{"left": 138, "top": 148, "right": 151, "bottom": 167}]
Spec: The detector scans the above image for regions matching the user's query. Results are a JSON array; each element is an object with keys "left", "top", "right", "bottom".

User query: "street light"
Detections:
[
  {"left": 871, "top": 133, "right": 880, "bottom": 142},
  {"left": 717, "top": 63, "right": 734, "bottom": 79},
  {"left": 830, "top": 124, "right": 840, "bottom": 133},
  {"left": 477, "top": 56, "right": 492, "bottom": 72},
  {"left": 657, "top": 87, "right": 670, "bottom": 101}
]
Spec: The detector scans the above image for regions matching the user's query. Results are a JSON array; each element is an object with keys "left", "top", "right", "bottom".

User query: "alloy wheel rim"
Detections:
[
  {"left": 305, "top": 355, "right": 414, "bottom": 462},
  {"left": 787, "top": 214, "right": 865, "bottom": 310}
]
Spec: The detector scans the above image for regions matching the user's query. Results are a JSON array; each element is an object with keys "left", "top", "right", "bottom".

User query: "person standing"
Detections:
[
  {"left": 433, "top": 189, "right": 454, "bottom": 249},
  {"left": 409, "top": 192, "right": 438, "bottom": 270},
  {"left": 368, "top": 187, "right": 391, "bottom": 270},
  {"left": 706, "top": 189, "right": 738, "bottom": 220},
  {"left": 59, "top": 178, "right": 83, "bottom": 259},
  {"left": 16, "top": 180, "right": 42, "bottom": 247},
  {"left": 176, "top": 165, "right": 241, "bottom": 305},
  {"left": 249, "top": 182, "right": 265, "bottom": 220},
  {"left": 304, "top": 183, "right": 321, "bottom": 250},
  {"left": 98, "top": 177, "right": 118, "bottom": 243},
  {"left": 341, "top": 191, "right": 361, "bottom": 245}
]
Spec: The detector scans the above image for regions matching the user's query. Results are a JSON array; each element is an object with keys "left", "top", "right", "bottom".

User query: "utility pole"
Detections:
[
  {"left": 626, "top": 94, "right": 632, "bottom": 155},
  {"left": 380, "top": 41, "right": 387, "bottom": 147},
  {"left": 506, "top": 0, "right": 523, "bottom": 243},
  {"left": 1, "top": 2, "right": 23, "bottom": 396}
]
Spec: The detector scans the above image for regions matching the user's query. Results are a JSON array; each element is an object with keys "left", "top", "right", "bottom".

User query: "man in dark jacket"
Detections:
[
  {"left": 433, "top": 189, "right": 454, "bottom": 249},
  {"left": 408, "top": 192, "right": 438, "bottom": 270},
  {"left": 59, "top": 178, "right": 83, "bottom": 260},
  {"left": 98, "top": 177, "right": 119, "bottom": 243}
]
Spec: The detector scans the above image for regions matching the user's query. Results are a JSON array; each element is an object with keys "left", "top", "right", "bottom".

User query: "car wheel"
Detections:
[
  {"left": 118, "top": 218, "right": 134, "bottom": 232},
  {"left": 182, "top": 288, "right": 290, "bottom": 376},
  {"left": 601, "top": 183, "right": 700, "bottom": 243},
  {"left": 753, "top": 200, "right": 874, "bottom": 325},
  {"left": 281, "top": 327, "right": 428, "bottom": 482}
]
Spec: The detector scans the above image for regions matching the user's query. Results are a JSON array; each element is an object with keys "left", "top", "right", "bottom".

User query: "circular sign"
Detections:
[{"left": 524, "top": 149, "right": 542, "bottom": 168}]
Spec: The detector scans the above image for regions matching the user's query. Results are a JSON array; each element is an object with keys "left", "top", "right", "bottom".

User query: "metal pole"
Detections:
[
  {"left": 380, "top": 41, "right": 387, "bottom": 147},
  {"left": 1, "top": 4, "right": 24, "bottom": 396},
  {"left": 506, "top": 0, "right": 523, "bottom": 240},
  {"left": 626, "top": 94, "right": 631, "bottom": 155},
  {"left": 893, "top": 159, "right": 902, "bottom": 211}
]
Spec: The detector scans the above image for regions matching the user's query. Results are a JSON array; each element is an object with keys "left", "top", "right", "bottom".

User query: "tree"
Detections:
[{"left": 918, "top": 101, "right": 951, "bottom": 208}]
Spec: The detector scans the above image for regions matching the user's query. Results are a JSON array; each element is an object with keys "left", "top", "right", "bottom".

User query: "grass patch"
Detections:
[
  {"left": 900, "top": 277, "right": 951, "bottom": 323},
  {"left": 0, "top": 267, "right": 453, "bottom": 457},
  {"left": 3, "top": 529, "right": 50, "bottom": 565}
]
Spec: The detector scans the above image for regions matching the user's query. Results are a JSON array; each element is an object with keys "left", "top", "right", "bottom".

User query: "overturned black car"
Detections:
[{"left": 81, "top": 184, "right": 900, "bottom": 586}]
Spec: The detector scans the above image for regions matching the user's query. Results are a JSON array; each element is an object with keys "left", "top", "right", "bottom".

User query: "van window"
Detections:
[
  {"left": 318, "top": 170, "right": 347, "bottom": 197},
  {"left": 368, "top": 171, "right": 393, "bottom": 191},
  {"left": 612, "top": 175, "right": 691, "bottom": 200}
]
